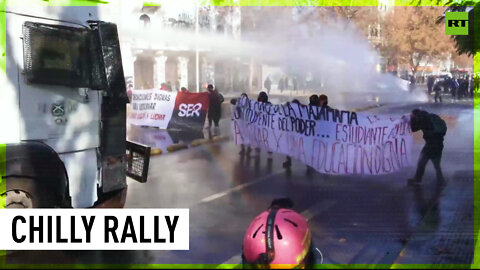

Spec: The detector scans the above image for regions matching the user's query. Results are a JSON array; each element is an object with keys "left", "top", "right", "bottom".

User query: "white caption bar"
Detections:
[{"left": 0, "top": 209, "right": 189, "bottom": 250}]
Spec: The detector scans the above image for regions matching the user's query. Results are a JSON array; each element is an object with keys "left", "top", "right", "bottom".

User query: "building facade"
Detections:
[{"left": 101, "top": 1, "right": 247, "bottom": 93}]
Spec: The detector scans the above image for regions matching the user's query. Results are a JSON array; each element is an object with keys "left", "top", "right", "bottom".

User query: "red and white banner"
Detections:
[{"left": 128, "top": 89, "right": 210, "bottom": 130}]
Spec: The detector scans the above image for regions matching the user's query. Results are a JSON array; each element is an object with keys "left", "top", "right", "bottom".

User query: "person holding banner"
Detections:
[
  {"left": 207, "top": 84, "right": 224, "bottom": 130},
  {"left": 254, "top": 92, "right": 273, "bottom": 160},
  {"left": 306, "top": 95, "right": 321, "bottom": 175},
  {"left": 309, "top": 95, "right": 319, "bottom": 106},
  {"left": 233, "top": 93, "right": 253, "bottom": 156},
  {"left": 408, "top": 109, "right": 447, "bottom": 186},
  {"left": 282, "top": 99, "right": 303, "bottom": 173},
  {"left": 319, "top": 94, "right": 329, "bottom": 109}
]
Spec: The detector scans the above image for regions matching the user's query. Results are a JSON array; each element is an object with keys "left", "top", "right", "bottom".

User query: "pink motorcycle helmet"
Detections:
[{"left": 242, "top": 199, "right": 312, "bottom": 269}]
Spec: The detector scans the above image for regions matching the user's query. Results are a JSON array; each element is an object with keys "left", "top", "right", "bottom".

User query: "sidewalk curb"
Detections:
[{"left": 167, "top": 143, "right": 189, "bottom": 153}]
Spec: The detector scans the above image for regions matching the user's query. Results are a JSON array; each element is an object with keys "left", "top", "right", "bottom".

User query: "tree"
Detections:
[
  {"left": 410, "top": 0, "right": 478, "bottom": 57},
  {"left": 452, "top": 53, "right": 474, "bottom": 69},
  {"left": 382, "top": 7, "right": 455, "bottom": 75}
]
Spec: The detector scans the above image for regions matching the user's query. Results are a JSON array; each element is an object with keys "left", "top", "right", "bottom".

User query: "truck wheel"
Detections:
[
  {"left": 6, "top": 190, "right": 34, "bottom": 208},
  {"left": 5, "top": 178, "right": 54, "bottom": 208}
]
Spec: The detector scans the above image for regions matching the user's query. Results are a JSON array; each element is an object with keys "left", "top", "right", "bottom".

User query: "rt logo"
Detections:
[
  {"left": 445, "top": 12, "right": 468, "bottom": 35},
  {"left": 178, "top": 103, "right": 202, "bottom": 117}
]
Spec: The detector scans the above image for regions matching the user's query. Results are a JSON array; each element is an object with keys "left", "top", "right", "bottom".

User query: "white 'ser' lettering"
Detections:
[{"left": 178, "top": 103, "right": 202, "bottom": 117}]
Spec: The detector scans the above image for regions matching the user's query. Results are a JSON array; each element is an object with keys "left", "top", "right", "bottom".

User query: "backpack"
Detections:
[{"left": 429, "top": 114, "right": 447, "bottom": 135}]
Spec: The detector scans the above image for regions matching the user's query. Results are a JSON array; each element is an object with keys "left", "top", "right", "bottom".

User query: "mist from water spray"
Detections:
[{"left": 117, "top": 6, "right": 428, "bottom": 106}]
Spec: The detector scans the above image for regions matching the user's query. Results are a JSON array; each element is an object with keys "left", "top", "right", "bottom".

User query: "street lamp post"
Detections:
[{"left": 196, "top": 3, "right": 200, "bottom": 92}]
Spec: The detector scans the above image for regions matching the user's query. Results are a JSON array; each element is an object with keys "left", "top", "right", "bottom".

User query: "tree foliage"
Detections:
[
  {"left": 380, "top": 7, "right": 456, "bottom": 74},
  {"left": 436, "top": 1, "right": 478, "bottom": 56}
]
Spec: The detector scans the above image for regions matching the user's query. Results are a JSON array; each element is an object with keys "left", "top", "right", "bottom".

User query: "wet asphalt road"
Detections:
[{"left": 5, "top": 97, "right": 476, "bottom": 266}]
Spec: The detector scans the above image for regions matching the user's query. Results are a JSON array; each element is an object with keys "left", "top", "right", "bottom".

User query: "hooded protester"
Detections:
[{"left": 408, "top": 109, "right": 447, "bottom": 186}]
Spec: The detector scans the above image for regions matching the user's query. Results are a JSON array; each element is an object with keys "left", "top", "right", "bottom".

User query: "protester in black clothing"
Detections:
[
  {"left": 257, "top": 91, "right": 271, "bottom": 104},
  {"left": 319, "top": 94, "right": 329, "bottom": 109},
  {"left": 264, "top": 77, "right": 272, "bottom": 95},
  {"left": 231, "top": 93, "right": 253, "bottom": 156},
  {"left": 408, "top": 109, "right": 446, "bottom": 186},
  {"left": 291, "top": 99, "right": 301, "bottom": 105},
  {"left": 282, "top": 99, "right": 302, "bottom": 172},
  {"left": 433, "top": 84, "right": 442, "bottom": 103},
  {"left": 450, "top": 78, "right": 458, "bottom": 100},
  {"left": 305, "top": 95, "right": 321, "bottom": 175},
  {"left": 409, "top": 76, "right": 416, "bottom": 93},
  {"left": 427, "top": 76, "right": 435, "bottom": 94},
  {"left": 255, "top": 92, "right": 273, "bottom": 157},
  {"left": 309, "top": 95, "right": 319, "bottom": 106},
  {"left": 459, "top": 78, "right": 469, "bottom": 99},
  {"left": 278, "top": 78, "right": 284, "bottom": 93},
  {"left": 207, "top": 84, "right": 224, "bottom": 128},
  {"left": 470, "top": 76, "right": 475, "bottom": 98}
]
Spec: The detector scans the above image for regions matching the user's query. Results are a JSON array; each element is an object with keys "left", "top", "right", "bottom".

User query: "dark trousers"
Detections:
[
  {"left": 434, "top": 91, "right": 442, "bottom": 103},
  {"left": 208, "top": 112, "right": 220, "bottom": 127},
  {"left": 414, "top": 150, "right": 445, "bottom": 182},
  {"left": 208, "top": 117, "right": 219, "bottom": 127}
]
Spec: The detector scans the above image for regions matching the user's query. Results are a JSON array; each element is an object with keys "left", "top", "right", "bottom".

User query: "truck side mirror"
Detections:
[{"left": 88, "top": 21, "right": 128, "bottom": 103}]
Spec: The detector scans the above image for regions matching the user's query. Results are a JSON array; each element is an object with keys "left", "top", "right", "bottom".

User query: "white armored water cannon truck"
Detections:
[{"left": 0, "top": 5, "right": 150, "bottom": 208}]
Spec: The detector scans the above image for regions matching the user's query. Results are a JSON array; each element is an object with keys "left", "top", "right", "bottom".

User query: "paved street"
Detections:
[{"left": 6, "top": 95, "right": 475, "bottom": 266}]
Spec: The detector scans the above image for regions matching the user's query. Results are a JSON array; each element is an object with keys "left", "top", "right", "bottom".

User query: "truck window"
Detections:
[{"left": 23, "top": 22, "right": 90, "bottom": 88}]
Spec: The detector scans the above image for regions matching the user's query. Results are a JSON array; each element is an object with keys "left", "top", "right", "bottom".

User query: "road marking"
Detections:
[
  {"left": 218, "top": 200, "right": 337, "bottom": 266},
  {"left": 218, "top": 254, "right": 243, "bottom": 266},
  {"left": 199, "top": 170, "right": 284, "bottom": 204}
]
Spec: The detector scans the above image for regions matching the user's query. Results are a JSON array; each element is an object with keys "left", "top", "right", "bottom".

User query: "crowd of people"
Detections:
[
  {"left": 426, "top": 74, "right": 476, "bottom": 102},
  {"left": 231, "top": 91, "right": 332, "bottom": 176},
  {"left": 263, "top": 76, "right": 299, "bottom": 95},
  {"left": 126, "top": 80, "right": 226, "bottom": 135},
  {"left": 231, "top": 90, "right": 447, "bottom": 188}
]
